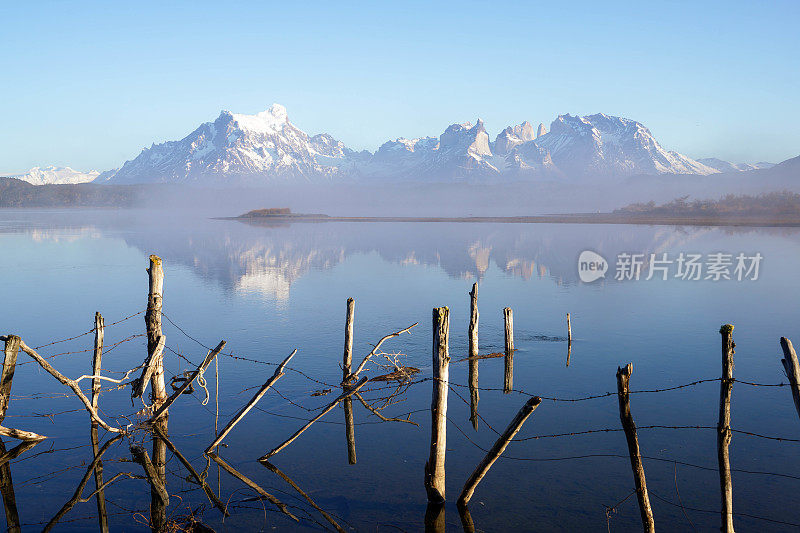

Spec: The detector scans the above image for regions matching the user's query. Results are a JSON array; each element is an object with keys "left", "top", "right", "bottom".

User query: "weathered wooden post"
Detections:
[
  {"left": 468, "top": 284, "right": 479, "bottom": 430},
  {"left": 91, "top": 313, "right": 104, "bottom": 414},
  {"left": 779, "top": 337, "right": 800, "bottom": 421},
  {"left": 458, "top": 396, "right": 541, "bottom": 506},
  {"left": 719, "top": 325, "right": 735, "bottom": 533},
  {"left": 343, "top": 298, "right": 357, "bottom": 464},
  {"left": 503, "top": 307, "right": 514, "bottom": 394},
  {"left": 567, "top": 312, "right": 572, "bottom": 343},
  {"left": 146, "top": 255, "right": 168, "bottom": 531},
  {"left": 0, "top": 336, "right": 20, "bottom": 422},
  {"left": 425, "top": 307, "right": 450, "bottom": 504},
  {"left": 616, "top": 363, "right": 655, "bottom": 533}
]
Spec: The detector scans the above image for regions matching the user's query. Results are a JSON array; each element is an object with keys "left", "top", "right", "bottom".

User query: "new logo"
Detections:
[{"left": 578, "top": 250, "right": 608, "bottom": 283}]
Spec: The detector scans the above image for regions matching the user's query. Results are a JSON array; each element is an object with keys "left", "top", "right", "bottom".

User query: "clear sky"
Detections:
[{"left": 1, "top": 0, "right": 798, "bottom": 173}]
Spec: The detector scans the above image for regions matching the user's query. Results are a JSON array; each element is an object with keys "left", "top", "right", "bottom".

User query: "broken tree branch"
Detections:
[{"left": 347, "top": 323, "right": 418, "bottom": 382}]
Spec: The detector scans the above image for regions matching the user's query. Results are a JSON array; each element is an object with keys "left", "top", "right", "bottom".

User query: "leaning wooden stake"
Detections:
[
  {"left": 343, "top": 298, "right": 357, "bottom": 464},
  {"left": 205, "top": 349, "right": 296, "bottom": 453},
  {"left": 468, "top": 284, "right": 480, "bottom": 430},
  {"left": 260, "top": 376, "right": 368, "bottom": 460},
  {"left": 779, "top": 337, "right": 800, "bottom": 421},
  {"left": 150, "top": 340, "right": 226, "bottom": 423},
  {"left": 458, "top": 396, "right": 541, "bottom": 506},
  {"left": 503, "top": 307, "right": 514, "bottom": 394},
  {"left": 0, "top": 336, "right": 19, "bottom": 423},
  {"left": 718, "top": 325, "right": 735, "bottom": 533},
  {"left": 425, "top": 307, "right": 450, "bottom": 504},
  {"left": 616, "top": 363, "right": 655, "bottom": 533}
]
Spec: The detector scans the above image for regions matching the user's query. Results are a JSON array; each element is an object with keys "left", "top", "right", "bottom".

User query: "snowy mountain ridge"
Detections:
[{"left": 20, "top": 104, "right": 771, "bottom": 185}]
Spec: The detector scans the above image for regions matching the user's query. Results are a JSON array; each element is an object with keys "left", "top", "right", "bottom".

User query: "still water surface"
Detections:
[{"left": 1, "top": 209, "right": 799, "bottom": 531}]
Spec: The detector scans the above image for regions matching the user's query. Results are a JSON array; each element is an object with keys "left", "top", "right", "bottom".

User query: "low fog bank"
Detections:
[
  {"left": 144, "top": 162, "right": 800, "bottom": 218},
  {"left": 2, "top": 156, "right": 797, "bottom": 217}
]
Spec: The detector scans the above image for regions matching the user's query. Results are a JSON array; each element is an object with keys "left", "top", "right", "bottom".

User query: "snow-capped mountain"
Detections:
[
  {"left": 534, "top": 114, "right": 718, "bottom": 177},
  {"left": 98, "top": 105, "right": 745, "bottom": 184},
  {"left": 7, "top": 166, "right": 100, "bottom": 185},
  {"left": 104, "top": 104, "right": 367, "bottom": 184},
  {"left": 696, "top": 158, "right": 774, "bottom": 173}
]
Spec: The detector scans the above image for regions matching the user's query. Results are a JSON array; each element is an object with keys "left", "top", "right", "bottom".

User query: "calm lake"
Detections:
[{"left": 1, "top": 208, "right": 799, "bottom": 531}]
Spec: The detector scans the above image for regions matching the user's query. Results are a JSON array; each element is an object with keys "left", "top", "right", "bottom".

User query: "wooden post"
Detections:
[
  {"left": 458, "top": 396, "right": 541, "bottom": 506},
  {"left": 567, "top": 312, "right": 572, "bottom": 343},
  {"left": 503, "top": 307, "right": 514, "bottom": 394},
  {"left": 425, "top": 307, "right": 449, "bottom": 504},
  {"left": 779, "top": 337, "right": 800, "bottom": 421},
  {"left": 468, "top": 284, "right": 479, "bottom": 430},
  {"left": 145, "top": 255, "right": 166, "bottom": 410},
  {"left": 0, "top": 336, "right": 20, "bottom": 423},
  {"left": 343, "top": 298, "right": 357, "bottom": 464},
  {"left": 92, "top": 313, "right": 104, "bottom": 414},
  {"left": 616, "top": 363, "right": 655, "bottom": 533},
  {"left": 719, "top": 325, "right": 735, "bottom": 533}
]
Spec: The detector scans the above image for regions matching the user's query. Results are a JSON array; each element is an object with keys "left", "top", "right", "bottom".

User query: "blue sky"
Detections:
[{"left": 1, "top": 1, "right": 798, "bottom": 173}]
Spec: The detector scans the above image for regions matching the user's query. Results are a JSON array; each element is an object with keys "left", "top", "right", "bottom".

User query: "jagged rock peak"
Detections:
[{"left": 536, "top": 123, "right": 546, "bottom": 138}]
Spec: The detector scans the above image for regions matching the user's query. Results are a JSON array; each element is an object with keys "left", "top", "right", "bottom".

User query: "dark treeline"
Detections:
[
  {"left": 614, "top": 191, "right": 800, "bottom": 217},
  {"left": 0, "top": 178, "right": 146, "bottom": 207}
]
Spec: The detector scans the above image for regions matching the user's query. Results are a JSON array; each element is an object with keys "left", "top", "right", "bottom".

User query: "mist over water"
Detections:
[{"left": 1, "top": 209, "right": 800, "bottom": 530}]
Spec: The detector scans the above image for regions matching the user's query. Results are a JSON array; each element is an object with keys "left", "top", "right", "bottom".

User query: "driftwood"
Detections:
[
  {"left": 131, "top": 445, "right": 169, "bottom": 506},
  {"left": 260, "top": 376, "right": 368, "bottom": 460},
  {"left": 151, "top": 424, "right": 229, "bottom": 516},
  {"left": 503, "top": 307, "right": 514, "bottom": 394},
  {"left": 150, "top": 340, "right": 226, "bottom": 422},
  {"left": 424, "top": 307, "right": 449, "bottom": 504},
  {"left": 719, "top": 325, "right": 735, "bottom": 533},
  {"left": 468, "top": 284, "right": 479, "bottom": 430},
  {"left": 616, "top": 363, "right": 655, "bottom": 533},
  {"left": 10, "top": 339, "right": 122, "bottom": 434},
  {"left": 131, "top": 335, "right": 165, "bottom": 400},
  {"left": 43, "top": 435, "right": 127, "bottom": 532},
  {"left": 208, "top": 452, "right": 298, "bottom": 521},
  {"left": 457, "top": 396, "right": 542, "bottom": 506},
  {"left": 205, "top": 349, "right": 296, "bottom": 453},
  {"left": 346, "top": 323, "right": 418, "bottom": 382},
  {"left": 262, "top": 460, "right": 346, "bottom": 533},
  {"left": 780, "top": 337, "right": 800, "bottom": 421}
]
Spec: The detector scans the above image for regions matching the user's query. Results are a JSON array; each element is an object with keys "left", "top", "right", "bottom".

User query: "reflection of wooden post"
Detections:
[
  {"left": 425, "top": 307, "right": 449, "bottom": 504},
  {"left": 0, "top": 439, "right": 20, "bottom": 533},
  {"left": 616, "top": 364, "right": 655, "bottom": 533},
  {"left": 343, "top": 298, "right": 357, "bottom": 464},
  {"left": 719, "top": 325, "right": 735, "bottom": 533},
  {"left": 458, "top": 397, "right": 541, "bottom": 506},
  {"left": 779, "top": 337, "right": 800, "bottom": 422},
  {"left": 146, "top": 255, "right": 168, "bottom": 532},
  {"left": 468, "top": 284, "right": 479, "bottom": 430},
  {"left": 90, "top": 425, "right": 109, "bottom": 533},
  {"left": 503, "top": 308, "right": 514, "bottom": 394},
  {"left": 0, "top": 336, "right": 20, "bottom": 422},
  {"left": 457, "top": 501, "right": 475, "bottom": 533},
  {"left": 424, "top": 502, "right": 446, "bottom": 533}
]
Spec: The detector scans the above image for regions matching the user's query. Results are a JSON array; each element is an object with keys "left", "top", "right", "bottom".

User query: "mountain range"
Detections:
[{"left": 7, "top": 105, "right": 783, "bottom": 185}]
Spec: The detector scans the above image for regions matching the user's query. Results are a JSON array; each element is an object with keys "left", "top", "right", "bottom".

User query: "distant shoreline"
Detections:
[{"left": 223, "top": 213, "right": 800, "bottom": 227}]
